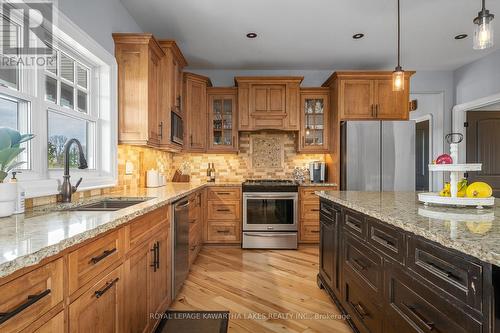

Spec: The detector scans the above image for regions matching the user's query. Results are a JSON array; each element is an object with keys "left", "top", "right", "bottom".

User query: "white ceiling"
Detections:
[{"left": 120, "top": 0, "right": 500, "bottom": 71}]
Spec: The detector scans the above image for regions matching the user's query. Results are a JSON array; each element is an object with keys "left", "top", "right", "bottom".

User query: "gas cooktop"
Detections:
[{"left": 242, "top": 179, "right": 298, "bottom": 192}]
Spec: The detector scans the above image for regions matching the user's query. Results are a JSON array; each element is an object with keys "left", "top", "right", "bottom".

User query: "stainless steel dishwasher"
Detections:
[{"left": 172, "top": 197, "right": 190, "bottom": 299}]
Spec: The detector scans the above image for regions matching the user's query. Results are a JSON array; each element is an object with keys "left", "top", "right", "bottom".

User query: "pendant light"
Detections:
[
  {"left": 473, "top": 0, "right": 495, "bottom": 50},
  {"left": 392, "top": 0, "right": 404, "bottom": 92}
]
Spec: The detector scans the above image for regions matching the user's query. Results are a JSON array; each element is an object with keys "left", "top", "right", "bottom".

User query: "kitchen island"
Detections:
[{"left": 316, "top": 191, "right": 499, "bottom": 333}]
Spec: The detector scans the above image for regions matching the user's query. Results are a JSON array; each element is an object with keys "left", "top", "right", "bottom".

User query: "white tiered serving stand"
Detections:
[{"left": 418, "top": 142, "right": 495, "bottom": 209}]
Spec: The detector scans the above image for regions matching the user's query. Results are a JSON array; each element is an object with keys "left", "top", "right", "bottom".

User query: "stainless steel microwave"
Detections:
[{"left": 171, "top": 111, "right": 183, "bottom": 145}]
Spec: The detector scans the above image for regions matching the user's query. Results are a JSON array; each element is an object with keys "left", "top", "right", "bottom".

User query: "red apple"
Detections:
[{"left": 436, "top": 154, "right": 453, "bottom": 164}]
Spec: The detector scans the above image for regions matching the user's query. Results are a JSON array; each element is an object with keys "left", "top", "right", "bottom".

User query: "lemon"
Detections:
[{"left": 466, "top": 182, "right": 493, "bottom": 198}]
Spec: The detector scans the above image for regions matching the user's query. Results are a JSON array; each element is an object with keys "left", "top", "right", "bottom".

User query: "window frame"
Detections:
[{"left": 0, "top": 2, "right": 117, "bottom": 198}]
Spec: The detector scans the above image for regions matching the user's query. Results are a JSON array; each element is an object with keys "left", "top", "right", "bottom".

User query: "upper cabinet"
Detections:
[
  {"left": 298, "top": 88, "right": 330, "bottom": 153},
  {"left": 235, "top": 77, "right": 302, "bottom": 131},
  {"left": 113, "top": 33, "right": 165, "bottom": 147},
  {"left": 184, "top": 72, "right": 212, "bottom": 152},
  {"left": 158, "top": 40, "right": 188, "bottom": 151},
  {"left": 207, "top": 87, "right": 238, "bottom": 152},
  {"left": 324, "top": 71, "right": 415, "bottom": 121}
]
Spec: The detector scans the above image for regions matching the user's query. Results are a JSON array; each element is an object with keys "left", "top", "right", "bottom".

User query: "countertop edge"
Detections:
[
  {"left": 0, "top": 183, "right": 224, "bottom": 279},
  {"left": 315, "top": 191, "right": 500, "bottom": 267}
]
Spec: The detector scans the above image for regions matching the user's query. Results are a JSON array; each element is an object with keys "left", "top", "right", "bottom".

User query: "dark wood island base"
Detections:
[{"left": 317, "top": 197, "right": 499, "bottom": 333}]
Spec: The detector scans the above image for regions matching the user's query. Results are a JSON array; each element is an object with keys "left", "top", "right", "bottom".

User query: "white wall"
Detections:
[
  {"left": 58, "top": 0, "right": 143, "bottom": 54},
  {"left": 454, "top": 49, "right": 500, "bottom": 105}
]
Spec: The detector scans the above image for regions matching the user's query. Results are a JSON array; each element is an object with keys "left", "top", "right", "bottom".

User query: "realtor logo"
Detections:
[{"left": 2, "top": 1, "right": 53, "bottom": 55}]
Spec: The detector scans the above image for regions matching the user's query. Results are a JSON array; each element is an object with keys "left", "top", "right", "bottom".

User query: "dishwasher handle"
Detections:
[{"left": 174, "top": 200, "right": 190, "bottom": 210}]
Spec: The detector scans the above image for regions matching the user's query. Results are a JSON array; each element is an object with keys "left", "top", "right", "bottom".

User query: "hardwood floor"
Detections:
[{"left": 169, "top": 247, "right": 352, "bottom": 333}]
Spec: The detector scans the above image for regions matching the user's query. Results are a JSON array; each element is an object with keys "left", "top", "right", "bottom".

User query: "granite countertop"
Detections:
[
  {"left": 0, "top": 181, "right": 241, "bottom": 278},
  {"left": 299, "top": 182, "right": 338, "bottom": 187},
  {"left": 316, "top": 191, "right": 500, "bottom": 266}
]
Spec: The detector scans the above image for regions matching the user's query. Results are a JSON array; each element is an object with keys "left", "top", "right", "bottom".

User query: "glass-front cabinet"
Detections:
[
  {"left": 299, "top": 88, "right": 330, "bottom": 152},
  {"left": 208, "top": 88, "right": 238, "bottom": 152}
]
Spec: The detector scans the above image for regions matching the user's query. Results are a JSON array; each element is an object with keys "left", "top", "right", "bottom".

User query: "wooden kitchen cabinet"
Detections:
[
  {"left": 325, "top": 71, "right": 414, "bottom": 121},
  {"left": 184, "top": 72, "right": 212, "bottom": 152},
  {"left": 148, "top": 226, "right": 170, "bottom": 324},
  {"left": 318, "top": 201, "right": 341, "bottom": 296},
  {"left": 298, "top": 88, "right": 330, "bottom": 153},
  {"left": 207, "top": 87, "right": 238, "bottom": 152},
  {"left": 299, "top": 186, "right": 337, "bottom": 244},
  {"left": 157, "top": 40, "right": 188, "bottom": 151},
  {"left": 204, "top": 186, "right": 242, "bottom": 244},
  {"left": 113, "top": 33, "right": 165, "bottom": 147},
  {"left": 188, "top": 190, "right": 203, "bottom": 265},
  {"left": 69, "top": 266, "right": 124, "bottom": 333},
  {"left": 236, "top": 77, "right": 302, "bottom": 131}
]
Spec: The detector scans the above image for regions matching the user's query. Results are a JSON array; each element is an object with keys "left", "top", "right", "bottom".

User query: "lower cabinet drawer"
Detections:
[
  {"left": 385, "top": 264, "right": 482, "bottom": 333},
  {"left": 407, "top": 236, "right": 483, "bottom": 311},
  {"left": 300, "top": 202, "right": 320, "bottom": 220},
  {"left": 68, "top": 230, "right": 123, "bottom": 294},
  {"left": 300, "top": 222, "right": 320, "bottom": 242},
  {"left": 344, "top": 234, "right": 383, "bottom": 297},
  {"left": 207, "top": 222, "right": 240, "bottom": 242},
  {"left": 0, "top": 258, "right": 64, "bottom": 333},
  {"left": 343, "top": 209, "right": 366, "bottom": 240},
  {"left": 207, "top": 201, "right": 240, "bottom": 220},
  {"left": 343, "top": 272, "right": 383, "bottom": 333}
]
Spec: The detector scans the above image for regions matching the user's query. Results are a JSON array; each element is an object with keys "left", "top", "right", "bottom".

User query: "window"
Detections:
[
  {"left": 0, "top": 2, "right": 117, "bottom": 197},
  {"left": 0, "top": 18, "right": 20, "bottom": 90},
  {"left": 44, "top": 51, "right": 90, "bottom": 113},
  {"left": 0, "top": 95, "right": 30, "bottom": 169}
]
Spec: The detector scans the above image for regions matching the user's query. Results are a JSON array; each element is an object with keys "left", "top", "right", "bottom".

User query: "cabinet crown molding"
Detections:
[
  {"left": 234, "top": 76, "right": 304, "bottom": 85},
  {"left": 184, "top": 72, "right": 213, "bottom": 87},
  {"left": 112, "top": 33, "right": 165, "bottom": 58},
  {"left": 322, "top": 70, "right": 415, "bottom": 87},
  {"left": 157, "top": 39, "right": 188, "bottom": 67}
]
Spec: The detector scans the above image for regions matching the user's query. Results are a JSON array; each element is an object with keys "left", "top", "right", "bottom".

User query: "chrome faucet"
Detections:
[{"left": 60, "top": 138, "right": 88, "bottom": 203}]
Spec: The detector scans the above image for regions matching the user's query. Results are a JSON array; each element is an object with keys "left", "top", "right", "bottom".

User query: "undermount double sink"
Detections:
[{"left": 66, "top": 198, "right": 151, "bottom": 211}]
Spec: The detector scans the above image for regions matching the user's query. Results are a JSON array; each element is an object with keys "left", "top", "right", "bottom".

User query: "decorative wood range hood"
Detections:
[{"left": 235, "top": 76, "right": 303, "bottom": 131}]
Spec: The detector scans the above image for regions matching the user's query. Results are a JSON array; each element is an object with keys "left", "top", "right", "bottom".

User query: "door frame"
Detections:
[
  {"left": 413, "top": 115, "right": 433, "bottom": 191},
  {"left": 452, "top": 92, "right": 500, "bottom": 163}
]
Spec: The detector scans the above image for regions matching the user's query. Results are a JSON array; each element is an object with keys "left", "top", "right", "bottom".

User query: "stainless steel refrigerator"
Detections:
[{"left": 340, "top": 121, "right": 416, "bottom": 191}]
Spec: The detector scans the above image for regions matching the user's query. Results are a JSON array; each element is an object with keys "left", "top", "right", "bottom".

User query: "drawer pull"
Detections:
[
  {"left": 217, "top": 230, "right": 231, "bottom": 234},
  {"left": 0, "top": 289, "right": 51, "bottom": 325},
  {"left": 90, "top": 248, "right": 117, "bottom": 265},
  {"left": 372, "top": 234, "right": 396, "bottom": 248},
  {"left": 216, "top": 192, "right": 231, "bottom": 195},
  {"left": 350, "top": 301, "right": 368, "bottom": 319},
  {"left": 94, "top": 278, "right": 119, "bottom": 299},
  {"left": 346, "top": 220, "right": 361, "bottom": 231},
  {"left": 216, "top": 208, "right": 231, "bottom": 212},
  {"left": 311, "top": 208, "right": 320, "bottom": 212},
  {"left": 351, "top": 258, "right": 368, "bottom": 271},
  {"left": 190, "top": 245, "right": 197, "bottom": 251},
  {"left": 426, "top": 261, "right": 459, "bottom": 282},
  {"left": 403, "top": 303, "right": 435, "bottom": 331},
  {"left": 310, "top": 230, "right": 320, "bottom": 233},
  {"left": 189, "top": 219, "right": 197, "bottom": 224}
]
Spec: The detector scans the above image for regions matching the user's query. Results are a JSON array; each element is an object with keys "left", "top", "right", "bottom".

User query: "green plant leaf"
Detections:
[
  {"left": 3, "top": 128, "right": 21, "bottom": 147},
  {"left": 0, "top": 130, "right": 11, "bottom": 150},
  {"left": 0, "top": 170, "right": 7, "bottom": 183},
  {"left": 0, "top": 147, "right": 24, "bottom": 171},
  {"left": 6, "top": 161, "right": 26, "bottom": 172}
]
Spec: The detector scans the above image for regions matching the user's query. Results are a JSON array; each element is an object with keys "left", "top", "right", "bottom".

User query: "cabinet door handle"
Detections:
[
  {"left": 150, "top": 242, "right": 159, "bottom": 271},
  {"left": 403, "top": 303, "right": 435, "bottom": 331},
  {"left": 158, "top": 122, "right": 163, "bottom": 140},
  {"left": 155, "top": 241, "right": 160, "bottom": 269},
  {"left": 233, "top": 136, "right": 236, "bottom": 148},
  {"left": 90, "top": 248, "right": 117, "bottom": 265},
  {"left": 376, "top": 104, "right": 379, "bottom": 117},
  {"left": 371, "top": 104, "right": 375, "bottom": 117},
  {"left": 0, "top": 289, "right": 51, "bottom": 325},
  {"left": 190, "top": 134, "right": 193, "bottom": 147},
  {"left": 94, "top": 278, "right": 119, "bottom": 299}
]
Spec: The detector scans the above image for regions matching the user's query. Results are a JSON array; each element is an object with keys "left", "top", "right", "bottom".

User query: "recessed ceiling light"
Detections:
[
  {"left": 246, "top": 32, "right": 257, "bottom": 39},
  {"left": 352, "top": 33, "right": 365, "bottom": 39},
  {"left": 455, "top": 34, "right": 468, "bottom": 40}
]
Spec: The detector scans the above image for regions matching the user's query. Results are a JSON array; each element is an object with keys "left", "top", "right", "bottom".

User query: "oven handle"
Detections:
[
  {"left": 243, "top": 233, "right": 295, "bottom": 238},
  {"left": 243, "top": 193, "right": 298, "bottom": 200}
]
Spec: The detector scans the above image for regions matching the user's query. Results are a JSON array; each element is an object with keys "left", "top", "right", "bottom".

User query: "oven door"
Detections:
[{"left": 243, "top": 192, "right": 298, "bottom": 231}]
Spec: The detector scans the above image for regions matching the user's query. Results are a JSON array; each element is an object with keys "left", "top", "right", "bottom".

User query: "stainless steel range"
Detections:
[{"left": 242, "top": 179, "right": 298, "bottom": 249}]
